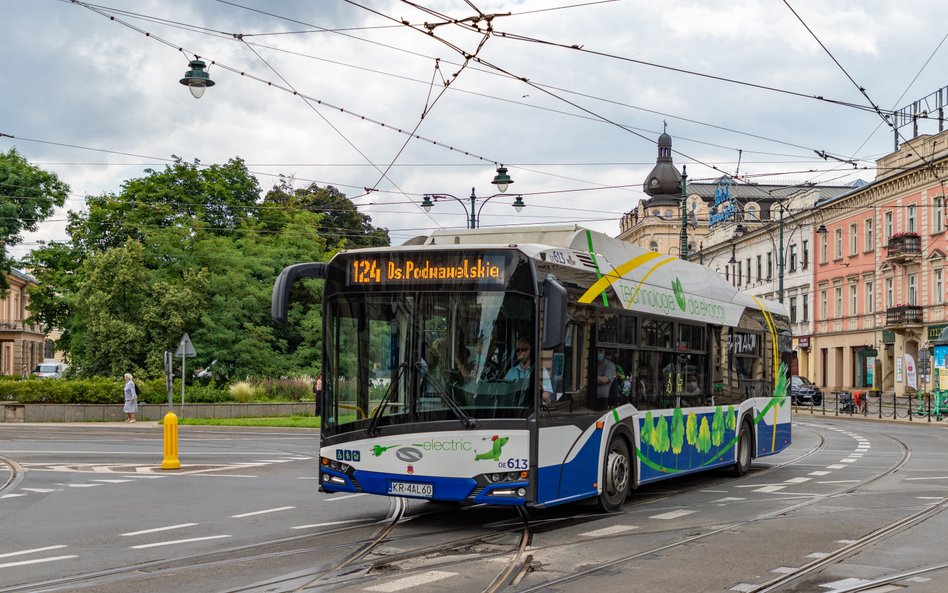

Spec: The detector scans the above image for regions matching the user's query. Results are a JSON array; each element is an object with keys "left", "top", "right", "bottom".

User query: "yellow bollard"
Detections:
[{"left": 162, "top": 411, "right": 181, "bottom": 470}]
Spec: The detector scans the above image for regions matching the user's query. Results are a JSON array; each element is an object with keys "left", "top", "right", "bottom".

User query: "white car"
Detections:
[{"left": 33, "top": 362, "right": 66, "bottom": 379}]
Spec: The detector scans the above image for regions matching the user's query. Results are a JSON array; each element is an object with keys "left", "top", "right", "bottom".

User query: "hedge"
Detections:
[{"left": 0, "top": 377, "right": 312, "bottom": 404}]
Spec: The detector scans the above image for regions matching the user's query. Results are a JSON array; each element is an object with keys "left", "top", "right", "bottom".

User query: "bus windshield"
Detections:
[{"left": 324, "top": 290, "right": 536, "bottom": 436}]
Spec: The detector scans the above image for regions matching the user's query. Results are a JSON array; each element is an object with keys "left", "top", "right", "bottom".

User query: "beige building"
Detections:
[{"left": 0, "top": 269, "right": 47, "bottom": 375}]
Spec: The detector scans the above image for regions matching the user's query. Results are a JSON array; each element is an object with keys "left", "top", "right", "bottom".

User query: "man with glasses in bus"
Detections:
[{"left": 505, "top": 338, "right": 552, "bottom": 403}]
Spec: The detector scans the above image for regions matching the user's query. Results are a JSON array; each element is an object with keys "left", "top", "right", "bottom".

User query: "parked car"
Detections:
[
  {"left": 790, "top": 375, "right": 823, "bottom": 406},
  {"left": 33, "top": 361, "right": 67, "bottom": 379}
]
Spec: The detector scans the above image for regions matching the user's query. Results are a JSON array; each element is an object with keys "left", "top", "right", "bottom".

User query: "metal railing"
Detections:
[
  {"left": 0, "top": 320, "right": 44, "bottom": 333},
  {"left": 885, "top": 233, "right": 921, "bottom": 258},
  {"left": 885, "top": 304, "right": 923, "bottom": 326},
  {"left": 792, "top": 390, "right": 946, "bottom": 422}
]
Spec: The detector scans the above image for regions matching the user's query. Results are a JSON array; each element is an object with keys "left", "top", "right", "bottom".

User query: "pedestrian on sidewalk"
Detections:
[{"left": 123, "top": 373, "right": 138, "bottom": 423}]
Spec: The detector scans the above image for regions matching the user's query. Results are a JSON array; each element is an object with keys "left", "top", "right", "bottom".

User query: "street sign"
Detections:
[{"left": 175, "top": 333, "right": 197, "bottom": 357}]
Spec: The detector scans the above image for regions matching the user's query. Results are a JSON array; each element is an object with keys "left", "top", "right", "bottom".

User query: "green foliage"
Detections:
[
  {"left": 726, "top": 404, "right": 736, "bottom": 430},
  {"left": 641, "top": 410, "right": 654, "bottom": 450},
  {"left": 696, "top": 417, "right": 712, "bottom": 453},
  {"left": 1, "top": 148, "right": 69, "bottom": 294},
  {"left": 259, "top": 377, "right": 313, "bottom": 401},
  {"left": 23, "top": 158, "right": 390, "bottom": 381},
  {"left": 651, "top": 415, "right": 670, "bottom": 453},
  {"left": 670, "top": 407, "right": 684, "bottom": 454},
  {"left": 711, "top": 405, "right": 725, "bottom": 446},
  {"left": 685, "top": 411, "right": 698, "bottom": 445}
]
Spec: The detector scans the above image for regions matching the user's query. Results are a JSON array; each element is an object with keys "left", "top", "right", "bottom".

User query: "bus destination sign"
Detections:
[{"left": 348, "top": 253, "right": 508, "bottom": 286}]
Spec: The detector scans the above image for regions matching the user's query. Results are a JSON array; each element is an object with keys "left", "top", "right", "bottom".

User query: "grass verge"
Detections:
[{"left": 169, "top": 415, "right": 320, "bottom": 428}]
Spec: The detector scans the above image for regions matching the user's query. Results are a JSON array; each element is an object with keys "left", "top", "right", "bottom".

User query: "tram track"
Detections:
[
  {"left": 0, "top": 426, "right": 828, "bottom": 593},
  {"left": 512, "top": 431, "right": 913, "bottom": 593},
  {"left": 0, "top": 454, "right": 23, "bottom": 494}
]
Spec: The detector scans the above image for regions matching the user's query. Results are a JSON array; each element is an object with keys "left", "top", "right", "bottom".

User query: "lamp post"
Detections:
[
  {"left": 421, "top": 166, "right": 525, "bottom": 229},
  {"left": 679, "top": 165, "right": 689, "bottom": 261},
  {"left": 770, "top": 201, "right": 828, "bottom": 303},
  {"left": 179, "top": 58, "right": 215, "bottom": 99}
]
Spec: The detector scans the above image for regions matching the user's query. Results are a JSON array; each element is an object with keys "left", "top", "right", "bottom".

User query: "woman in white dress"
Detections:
[{"left": 123, "top": 373, "right": 137, "bottom": 423}]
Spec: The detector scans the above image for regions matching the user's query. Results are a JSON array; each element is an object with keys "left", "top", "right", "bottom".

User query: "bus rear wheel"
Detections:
[
  {"left": 729, "top": 420, "right": 753, "bottom": 477},
  {"left": 598, "top": 437, "right": 631, "bottom": 512}
]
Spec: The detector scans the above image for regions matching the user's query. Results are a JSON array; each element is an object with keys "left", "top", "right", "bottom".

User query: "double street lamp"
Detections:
[{"left": 421, "top": 166, "right": 525, "bottom": 229}]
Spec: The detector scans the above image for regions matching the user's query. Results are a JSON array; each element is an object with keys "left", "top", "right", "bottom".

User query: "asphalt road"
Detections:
[{"left": 2, "top": 416, "right": 948, "bottom": 593}]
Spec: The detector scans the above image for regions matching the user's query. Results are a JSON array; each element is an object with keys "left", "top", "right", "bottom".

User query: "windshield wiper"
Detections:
[
  {"left": 416, "top": 362, "right": 478, "bottom": 429},
  {"left": 366, "top": 363, "right": 408, "bottom": 437}
]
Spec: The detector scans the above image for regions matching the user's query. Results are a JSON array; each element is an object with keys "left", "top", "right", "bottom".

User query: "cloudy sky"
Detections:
[{"left": 4, "top": 0, "right": 947, "bottom": 257}]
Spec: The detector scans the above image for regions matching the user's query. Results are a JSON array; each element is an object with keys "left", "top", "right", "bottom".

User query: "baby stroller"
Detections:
[{"left": 838, "top": 391, "right": 855, "bottom": 414}]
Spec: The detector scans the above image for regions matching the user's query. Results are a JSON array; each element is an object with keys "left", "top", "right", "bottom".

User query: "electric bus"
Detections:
[{"left": 272, "top": 224, "right": 791, "bottom": 511}]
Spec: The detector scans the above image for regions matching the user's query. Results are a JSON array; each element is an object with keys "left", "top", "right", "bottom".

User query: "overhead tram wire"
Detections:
[
  {"left": 73, "top": 1, "right": 877, "bottom": 171},
  {"left": 783, "top": 0, "right": 948, "bottom": 196}
]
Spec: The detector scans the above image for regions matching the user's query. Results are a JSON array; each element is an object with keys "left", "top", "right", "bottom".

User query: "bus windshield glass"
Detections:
[{"left": 324, "top": 290, "right": 536, "bottom": 436}]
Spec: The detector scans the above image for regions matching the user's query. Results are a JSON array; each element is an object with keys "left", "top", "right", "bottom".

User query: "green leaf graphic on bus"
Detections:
[
  {"left": 685, "top": 411, "right": 698, "bottom": 446},
  {"left": 641, "top": 410, "right": 655, "bottom": 451},
  {"left": 672, "top": 276, "right": 686, "bottom": 311},
  {"left": 711, "top": 406, "right": 725, "bottom": 446},
  {"left": 696, "top": 417, "right": 712, "bottom": 453},
  {"left": 652, "top": 416, "right": 670, "bottom": 453},
  {"left": 670, "top": 408, "right": 684, "bottom": 454},
  {"left": 474, "top": 435, "right": 509, "bottom": 461}
]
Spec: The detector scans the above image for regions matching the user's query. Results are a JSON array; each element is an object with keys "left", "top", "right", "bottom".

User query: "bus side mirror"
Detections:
[
  {"left": 272, "top": 262, "right": 327, "bottom": 324},
  {"left": 542, "top": 275, "right": 567, "bottom": 350}
]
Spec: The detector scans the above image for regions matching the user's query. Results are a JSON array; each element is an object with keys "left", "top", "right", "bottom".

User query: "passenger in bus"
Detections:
[
  {"left": 505, "top": 338, "right": 552, "bottom": 403},
  {"left": 595, "top": 348, "right": 616, "bottom": 409}
]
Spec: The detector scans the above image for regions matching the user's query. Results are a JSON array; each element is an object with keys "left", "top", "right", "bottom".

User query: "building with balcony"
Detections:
[
  {"left": 0, "top": 269, "right": 46, "bottom": 375},
  {"left": 813, "top": 129, "right": 948, "bottom": 395}
]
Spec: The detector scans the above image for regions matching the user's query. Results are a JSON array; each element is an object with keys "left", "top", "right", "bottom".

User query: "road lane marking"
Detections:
[
  {"left": 807, "top": 552, "right": 830, "bottom": 559},
  {"left": 816, "top": 480, "right": 860, "bottom": 484},
  {"left": 232, "top": 506, "right": 296, "bottom": 518},
  {"left": 130, "top": 535, "right": 231, "bottom": 549},
  {"left": 298, "top": 476, "right": 320, "bottom": 480},
  {"left": 0, "top": 545, "right": 67, "bottom": 559},
  {"left": 826, "top": 464, "right": 846, "bottom": 469},
  {"left": 579, "top": 525, "right": 638, "bottom": 537},
  {"left": 754, "top": 486, "right": 786, "bottom": 493},
  {"left": 291, "top": 519, "right": 375, "bottom": 530},
  {"left": 0, "top": 493, "right": 27, "bottom": 498},
  {"left": 58, "top": 483, "right": 103, "bottom": 488},
  {"left": 0, "top": 555, "right": 77, "bottom": 569},
  {"left": 324, "top": 493, "right": 367, "bottom": 501},
  {"left": 21, "top": 488, "right": 59, "bottom": 493},
  {"left": 808, "top": 471, "right": 831, "bottom": 476},
  {"left": 784, "top": 477, "right": 811, "bottom": 484},
  {"left": 121, "top": 523, "right": 199, "bottom": 537},
  {"left": 649, "top": 510, "right": 695, "bottom": 520},
  {"left": 840, "top": 458, "right": 857, "bottom": 463},
  {"left": 712, "top": 497, "right": 746, "bottom": 504},
  {"left": 905, "top": 476, "right": 948, "bottom": 481},
  {"left": 770, "top": 567, "right": 797, "bottom": 574},
  {"left": 91, "top": 479, "right": 134, "bottom": 484},
  {"left": 366, "top": 570, "right": 456, "bottom": 592}
]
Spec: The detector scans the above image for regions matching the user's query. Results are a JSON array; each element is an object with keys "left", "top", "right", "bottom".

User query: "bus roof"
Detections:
[{"left": 357, "top": 224, "right": 787, "bottom": 323}]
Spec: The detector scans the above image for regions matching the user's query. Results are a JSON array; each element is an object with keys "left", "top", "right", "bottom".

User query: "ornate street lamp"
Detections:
[{"left": 180, "top": 58, "right": 215, "bottom": 99}]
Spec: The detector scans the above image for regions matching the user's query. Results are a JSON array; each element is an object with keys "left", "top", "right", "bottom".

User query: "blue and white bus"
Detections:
[{"left": 272, "top": 225, "right": 792, "bottom": 511}]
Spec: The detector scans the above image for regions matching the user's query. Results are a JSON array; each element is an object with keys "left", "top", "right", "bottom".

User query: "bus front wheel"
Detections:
[
  {"left": 598, "top": 437, "right": 631, "bottom": 512},
  {"left": 729, "top": 420, "right": 753, "bottom": 477}
]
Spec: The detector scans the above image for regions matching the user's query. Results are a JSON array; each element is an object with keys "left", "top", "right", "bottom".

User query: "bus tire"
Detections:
[
  {"left": 729, "top": 419, "right": 753, "bottom": 477},
  {"left": 598, "top": 436, "right": 631, "bottom": 512}
]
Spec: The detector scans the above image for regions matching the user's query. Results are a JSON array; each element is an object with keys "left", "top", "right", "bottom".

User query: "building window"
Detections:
[
  {"left": 908, "top": 274, "right": 917, "bottom": 305},
  {"left": 820, "top": 233, "right": 828, "bottom": 264},
  {"left": 936, "top": 269, "right": 944, "bottom": 304},
  {"left": 766, "top": 252, "right": 773, "bottom": 279},
  {"left": 746, "top": 258, "right": 751, "bottom": 284},
  {"left": 756, "top": 255, "right": 762, "bottom": 282},
  {"left": 802, "top": 240, "right": 809, "bottom": 269},
  {"left": 802, "top": 293, "right": 809, "bottom": 321},
  {"left": 789, "top": 296, "right": 797, "bottom": 323},
  {"left": 885, "top": 277, "right": 893, "bottom": 308},
  {"left": 820, "top": 290, "right": 827, "bottom": 320},
  {"left": 737, "top": 262, "right": 742, "bottom": 285},
  {"left": 789, "top": 244, "right": 798, "bottom": 272},
  {"left": 866, "top": 281, "right": 874, "bottom": 314},
  {"left": 834, "top": 228, "right": 842, "bottom": 259},
  {"left": 849, "top": 223, "right": 857, "bottom": 255},
  {"left": 835, "top": 287, "right": 843, "bottom": 316},
  {"left": 865, "top": 218, "right": 873, "bottom": 251},
  {"left": 908, "top": 204, "right": 917, "bottom": 233},
  {"left": 935, "top": 197, "right": 944, "bottom": 234},
  {"left": 850, "top": 284, "right": 857, "bottom": 314},
  {"left": 885, "top": 211, "right": 893, "bottom": 238}
]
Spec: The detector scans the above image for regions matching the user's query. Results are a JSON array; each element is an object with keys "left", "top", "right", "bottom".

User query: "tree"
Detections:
[
  {"left": 696, "top": 417, "right": 712, "bottom": 454},
  {"left": 263, "top": 180, "right": 389, "bottom": 249},
  {"left": 685, "top": 411, "right": 698, "bottom": 446},
  {"left": 641, "top": 410, "right": 654, "bottom": 451},
  {"left": 711, "top": 405, "right": 725, "bottom": 446},
  {"left": 651, "top": 415, "right": 670, "bottom": 453},
  {"left": 1, "top": 148, "right": 68, "bottom": 293}
]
